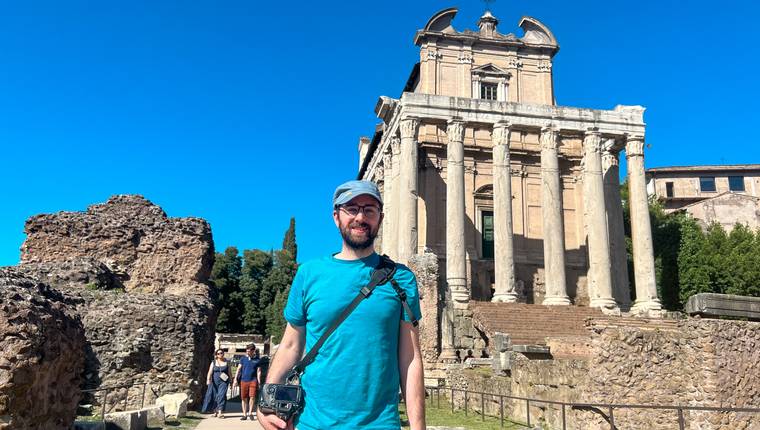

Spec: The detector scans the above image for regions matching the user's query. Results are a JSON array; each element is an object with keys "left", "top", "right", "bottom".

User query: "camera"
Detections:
[{"left": 258, "top": 383, "right": 304, "bottom": 421}]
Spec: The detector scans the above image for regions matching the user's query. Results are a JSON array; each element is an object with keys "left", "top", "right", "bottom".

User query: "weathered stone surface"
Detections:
[
  {"left": 144, "top": 405, "right": 165, "bottom": 427},
  {"left": 408, "top": 251, "right": 440, "bottom": 363},
  {"left": 684, "top": 293, "right": 760, "bottom": 320},
  {"left": 104, "top": 409, "right": 147, "bottom": 430},
  {"left": 156, "top": 393, "right": 189, "bottom": 418},
  {"left": 68, "top": 288, "right": 216, "bottom": 411},
  {"left": 0, "top": 267, "right": 86, "bottom": 430},
  {"left": 21, "top": 195, "right": 214, "bottom": 296}
]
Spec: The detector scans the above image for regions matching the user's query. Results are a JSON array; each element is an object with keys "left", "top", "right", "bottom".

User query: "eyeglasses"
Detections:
[
  {"left": 216, "top": 352, "right": 224, "bottom": 355},
  {"left": 339, "top": 204, "right": 381, "bottom": 219}
]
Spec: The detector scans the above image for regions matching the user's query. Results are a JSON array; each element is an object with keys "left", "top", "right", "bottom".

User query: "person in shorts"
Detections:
[{"left": 233, "top": 344, "right": 262, "bottom": 420}]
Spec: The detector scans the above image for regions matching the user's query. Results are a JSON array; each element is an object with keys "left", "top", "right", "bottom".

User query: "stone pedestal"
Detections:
[
  {"left": 540, "top": 126, "right": 571, "bottom": 305},
  {"left": 491, "top": 122, "right": 518, "bottom": 302},
  {"left": 626, "top": 135, "right": 662, "bottom": 314},
  {"left": 398, "top": 118, "right": 419, "bottom": 264},
  {"left": 583, "top": 130, "right": 618, "bottom": 312}
]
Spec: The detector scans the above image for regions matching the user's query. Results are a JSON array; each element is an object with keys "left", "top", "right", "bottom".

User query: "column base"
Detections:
[
  {"left": 438, "top": 348, "right": 459, "bottom": 363},
  {"left": 450, "top": 284, "right": 469, "bottom": 309},
  {"left": 542, "top": 295, "right": 571, "bottom": 306},
  {"left": 631, "top": 298, "right": 663, "bottom": 317},
  {"left": 491, "top": 292, "right": 519, "bottom": 303},
  {"left": 590, "top": 297, "right": 620, "bottom": 315}
]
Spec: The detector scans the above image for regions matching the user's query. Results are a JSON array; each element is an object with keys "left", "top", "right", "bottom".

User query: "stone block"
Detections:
[
  {"left": 684, "top": 293, "right": 760, "bottom": 320},
  {"left": 103, "top": 409, "right": 147, "bottom": 430},
  {"left": 512, "top": 345, "right": 551, "bottom": 354},
  {"left": 156, "top": 393, "right": 188, "bottom": 418},
  {"left": 144, "top": 405, "right": 165, "bottom": 426}
]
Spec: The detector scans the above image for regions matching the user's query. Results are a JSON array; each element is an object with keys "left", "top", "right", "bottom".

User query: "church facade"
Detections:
[{"left": 357, "top": 8, "right": 662, "bottom": 315}]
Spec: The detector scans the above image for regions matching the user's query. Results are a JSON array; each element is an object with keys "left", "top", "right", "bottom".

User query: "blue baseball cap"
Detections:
[{"left": 333, "top": 180, "right": 383, "bottom": 207}]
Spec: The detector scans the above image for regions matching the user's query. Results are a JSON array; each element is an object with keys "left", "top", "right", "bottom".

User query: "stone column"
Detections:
[
  {"left": 626, "top": 135, "right": 662, "bottom": 314},
  {"left": 381, "top": 145, "right": 395, "bottom": 258},
  {"left": 540, "top": 126, "right": 571, "bottom": 305},
  {"left": 491, "top": 122, "right": 518, "bottom": 302},
  {"left": 398, "top": 118, "right": 420, "bottom": 264},
  {"left": 602, "top": 143, "right": 631, "bottom": 308},
  {"left": 446, "top": 120, "right": 468, "bottom": 307},
  {"left": 583, "top": 130, "right": 618, "bottom": 312}
]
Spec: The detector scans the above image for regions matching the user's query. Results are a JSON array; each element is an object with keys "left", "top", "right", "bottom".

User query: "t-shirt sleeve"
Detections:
[
  {"left": 283, "top": 264, "right": 307, "bottom": 326},
  {"left": 395, "top": 265, "right": 422, "bottom": 323}
]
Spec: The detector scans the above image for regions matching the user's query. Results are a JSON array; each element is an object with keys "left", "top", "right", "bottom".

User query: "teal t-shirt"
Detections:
[{"left": 284, "top": 253, "right": 422, "bottom": 430}]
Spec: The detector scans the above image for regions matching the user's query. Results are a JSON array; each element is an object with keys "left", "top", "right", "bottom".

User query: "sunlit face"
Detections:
[{"left": 333, "top": 194, "right": 383, "bottom": 251}]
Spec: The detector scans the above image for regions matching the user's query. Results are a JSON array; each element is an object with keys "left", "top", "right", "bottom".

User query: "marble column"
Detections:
[
  {"left": 602, "top": 143, "right": 631, "bottom": 308},
  {"left": 446, "top": 120, "right": 468, "bottom": 307},
  {"left": 491, "top": 122, "right": 518, "bottom": 302},
  {"left": 583, "top": 130, "right": 617, "bottom": 311},
  {"left": 398, "top": 118, "right": 420, "bottom": 264},
  {"left": 626, "top": 135, "right": 662, "bottom": 314},
  {"left": 381, "top": 145, "right": 395, "bottom": 258},
  {"left": 540, "top": 126, "right": 571, "bottom": 305}
]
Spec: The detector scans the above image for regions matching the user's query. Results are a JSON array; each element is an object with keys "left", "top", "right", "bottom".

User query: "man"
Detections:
[
  {"left": 233, "top": 344, "right": 262, "bottom": 421},
  {"left": 259, "top": 180, "right": 426, "bottom": 430}
]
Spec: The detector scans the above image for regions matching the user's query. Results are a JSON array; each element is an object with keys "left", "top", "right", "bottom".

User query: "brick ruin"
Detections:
[
  {"left": 411, "top": 253, "right": 760, "bottom": 430},
  {"left": 0, "top": 195, "right": 217, "bottom": 429}
]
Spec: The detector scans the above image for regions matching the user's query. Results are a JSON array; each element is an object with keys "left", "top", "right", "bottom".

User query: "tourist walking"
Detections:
[
  {"left": 202, "top": 349, "right": 231, "bottom": 418},
  {"left": 233, "top": 344, "right": 262, "bottom": 421},
  {"left": 258, "top": 180, "right": 426, "bottom": 430}
]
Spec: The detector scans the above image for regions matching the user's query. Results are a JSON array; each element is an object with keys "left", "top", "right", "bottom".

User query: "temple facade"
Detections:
[{"left": 357, "top": 8, "right": 662, "bottom": 316}]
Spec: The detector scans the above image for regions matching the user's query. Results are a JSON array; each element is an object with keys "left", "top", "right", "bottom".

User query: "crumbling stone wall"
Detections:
[
  {"left": 0, "top": 268, "right": 86, "bottom": 430},
  {"left": 21, "top": 195, "right": 213, "bottom": 296},
  {"left": 13, "top": 195, "right": 217, "bottom": 413},
  {"left": 408, "top": 251, "right": 440, "bottom": 363},
  {"left": 67, "top": 288, "right": 216, "bottom": 410}
]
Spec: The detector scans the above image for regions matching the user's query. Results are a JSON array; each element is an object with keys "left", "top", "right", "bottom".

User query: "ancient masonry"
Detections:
[
  {"left": 358, "top": 8, "right": 760, "bottom": 429},
  {"left": 0, "top": 195, "right": 217, "bottom": 429}
]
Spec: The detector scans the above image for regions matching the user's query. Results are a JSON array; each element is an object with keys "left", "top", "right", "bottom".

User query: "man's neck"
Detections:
[{"left": 334, "top": 244, "right": 375, "bottom": 260}]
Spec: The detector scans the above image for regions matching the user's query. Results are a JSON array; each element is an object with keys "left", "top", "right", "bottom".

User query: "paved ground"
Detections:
[{"left": 195, "top": 401, "right": 264, "bottom": 430}]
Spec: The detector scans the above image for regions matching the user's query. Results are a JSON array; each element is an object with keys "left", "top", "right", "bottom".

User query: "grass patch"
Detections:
[
  {"left": 152, "top": 411, "right": 203, "bottom": 429},
  {"left": 399, "top": 398, "right": 527, "bottom": 430}
]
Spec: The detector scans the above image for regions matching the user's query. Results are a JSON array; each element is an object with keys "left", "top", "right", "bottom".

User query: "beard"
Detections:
[{"left": 339, "top": 218, "right": 379, "bottom": 250}]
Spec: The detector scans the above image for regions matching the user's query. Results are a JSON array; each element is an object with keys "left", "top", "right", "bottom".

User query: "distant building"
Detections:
[{"left": 646, "top": 165, "right": 760, "bottom": 231}]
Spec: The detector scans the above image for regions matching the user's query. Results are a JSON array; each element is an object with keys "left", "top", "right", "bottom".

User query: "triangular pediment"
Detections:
[{"left": 471, "top": 63, "right": 510, "bottom": 76}]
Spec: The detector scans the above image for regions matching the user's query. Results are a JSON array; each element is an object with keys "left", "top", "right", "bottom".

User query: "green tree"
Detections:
[
  {"left": 725, "top": 223, "right": 757, "bottom": 296},
  {"left": 210, "top": 246, "right": 243, "bottom": 333},
  {"left": 240, "top": 249, "right": 273, "bottom": 334},
  {"left": 263, "top": 221, "right": 299, "bottom": 340},
  {"left": 678, "top": 218, "right": 712, "bottom": 303},
  {"left": 283, "top": 218, "right": 297, "bottom": 259}
]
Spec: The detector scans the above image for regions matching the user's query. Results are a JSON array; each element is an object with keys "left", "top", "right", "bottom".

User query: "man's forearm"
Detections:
[
  {"left": 265, "top": 325, "right": 305, "bottom": 384},
  {"left": 402, "top": 356, "right": 426, "bottom": 430}
]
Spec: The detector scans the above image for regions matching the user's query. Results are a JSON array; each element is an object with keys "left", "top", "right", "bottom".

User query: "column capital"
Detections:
[
  {"left": 584, "top": 129, "right": 603, "bottom": 154},
  {"left": 382, "top": 148, "right": 392, "bottom": 168},
  {"left": 492, "top": 121, "right": 512, "bottom": 147},
  {"left": 540, "top": 125, "right": 560, "bottom": 150},
  {"left": 446, "top": 119, "right": 465, "bottom": 143},
  {"left": 390, "top": 136, "right": 401, "bottom": 155},
  {"left": 399, "top": 117, "right": 420, "bottom": 139},
  {"left": 625, "top": 134, "right": 646, "bottom": 156}
]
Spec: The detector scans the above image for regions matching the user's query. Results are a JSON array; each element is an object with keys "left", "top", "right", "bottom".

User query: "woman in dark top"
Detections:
[{"left": 201, "top": 349, "right": 231, "bottom": 417}]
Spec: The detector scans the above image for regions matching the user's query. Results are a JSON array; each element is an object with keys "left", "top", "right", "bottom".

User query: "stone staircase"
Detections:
[{"left": 469, "top": 302, "right": 680, "bottom": 346}]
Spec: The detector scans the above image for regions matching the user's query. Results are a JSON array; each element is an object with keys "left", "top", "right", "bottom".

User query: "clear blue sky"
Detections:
[{"left": 1, "top": 0, "right": 758, "bottom": 266}]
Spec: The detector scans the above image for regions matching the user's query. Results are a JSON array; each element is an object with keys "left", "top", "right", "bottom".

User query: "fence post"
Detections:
[
  {"left": 141, "top": 383, "right": 146, "bottom": 409},
  {"left": 123, "top": 386, "right": 128, "bottom": 411},
  {"left": 500, "top": 396, "right": 504, "bottom": 428},
  {"left": 465, "top": 391, "right": 468, "bottom": 416},
  {"left": 101, "top": 389, "right": 108, "bottom": 420},
  {"left": 678, "top": 408, "right": 685, "bottom": 430},
  {"left": 481, "top": 392, "right": 485, "bottom": 421},
  {"left": 437, "top": 387, "right": 440, "bottom": 409},
  {"left": 451, "top": 388, "right": 455, "bottom": 414},
  {"left": 609, "top": 406, "right": 615, "bottom": 430},
  {"left": 526, "top": 399, "right": 531, "bottom": 427},
  {"left": 562, "top": 404, "right": 567, "bottom": 430}
]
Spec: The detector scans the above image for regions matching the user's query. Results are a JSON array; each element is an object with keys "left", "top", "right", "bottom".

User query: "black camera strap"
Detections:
[{"left": 288, "top": 254, "right": 417, "bottom": 381}]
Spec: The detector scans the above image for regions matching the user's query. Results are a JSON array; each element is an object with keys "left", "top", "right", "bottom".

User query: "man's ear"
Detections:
[{"left": 333, "top": 209, "right": 340, "bottom": 228}]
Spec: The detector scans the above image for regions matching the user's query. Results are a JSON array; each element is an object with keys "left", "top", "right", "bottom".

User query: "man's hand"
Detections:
[
  {"left": 399, "top": 321, "right": 426, "bottom": 430},
  {"left": 257, "top": 323, "right": 305, "bottom": 430}
]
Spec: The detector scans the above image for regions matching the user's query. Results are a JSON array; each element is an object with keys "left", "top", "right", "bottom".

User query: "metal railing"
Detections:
[
  {"left": 80, "top": 382, "right": 149, "bottom": 421},
  {"left": 424, "top": 385, "right": 760, "bottom": 429}
]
